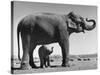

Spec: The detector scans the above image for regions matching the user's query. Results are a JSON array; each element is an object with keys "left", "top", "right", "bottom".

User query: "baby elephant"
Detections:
[{"left": 38, "top": 45, "right": 54, "bottom": 68}]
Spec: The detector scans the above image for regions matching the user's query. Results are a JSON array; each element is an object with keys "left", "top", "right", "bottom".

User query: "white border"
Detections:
[{"left": 0, "top": 0, "right": 99, "bottom": 75}]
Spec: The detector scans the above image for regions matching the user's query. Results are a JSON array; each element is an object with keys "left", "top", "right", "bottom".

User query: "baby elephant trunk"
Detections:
[{"left": 51, "top": 47, "right": 54, "bottom": 53}]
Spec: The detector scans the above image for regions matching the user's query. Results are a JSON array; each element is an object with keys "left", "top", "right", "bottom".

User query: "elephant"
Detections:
[
  {"left": 17, "top": 12, "right": 96, "bottom": 69},
  {"left": 38, "top": 45, "right": 54, "bottom": 68}
]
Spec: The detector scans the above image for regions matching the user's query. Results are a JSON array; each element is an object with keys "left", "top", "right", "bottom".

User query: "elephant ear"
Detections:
[
  {"left": 67, "top": 12, "right": 78, "bottom": 29},
  {"left": 67, "top": 18, "right": 77, "bottom": 29}
]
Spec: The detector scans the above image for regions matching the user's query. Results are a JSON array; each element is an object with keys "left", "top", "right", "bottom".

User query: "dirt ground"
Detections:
[{"left": 11, "top": 55, "right": 97, "bottom": 74}]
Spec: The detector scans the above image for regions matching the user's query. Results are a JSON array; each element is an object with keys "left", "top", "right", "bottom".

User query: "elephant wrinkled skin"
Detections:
[{"left": 17, "top": 12, "right": 96, "bottom": 69}]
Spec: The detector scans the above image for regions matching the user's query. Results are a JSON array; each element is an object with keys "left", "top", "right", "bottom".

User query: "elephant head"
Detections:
[
  {"left": 67, "top": 12, "right": 96, "bottom": 34},
  {"left": 47, "top": 47, "right": 54, "bottom": 55}
]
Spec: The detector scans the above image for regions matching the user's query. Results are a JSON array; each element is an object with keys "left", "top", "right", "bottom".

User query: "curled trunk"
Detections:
[{"left": 84, "top": 18, "right": 96, "bottom": 31}]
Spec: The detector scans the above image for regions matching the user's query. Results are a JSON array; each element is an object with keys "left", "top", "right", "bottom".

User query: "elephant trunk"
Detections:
[
  {"left": 84, "top": 18, "right": 96, "bottom": 31},
  {"left": 51, "top": 47, "right": 54, "bottom": 53}
]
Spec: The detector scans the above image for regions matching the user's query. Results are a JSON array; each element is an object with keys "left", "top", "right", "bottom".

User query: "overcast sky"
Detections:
[{"left": 12, "top": 1, "right": 97, "bottom": 58}]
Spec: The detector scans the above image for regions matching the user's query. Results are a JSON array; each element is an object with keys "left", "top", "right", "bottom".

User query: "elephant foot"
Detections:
[
  {"left": 62, "top": 58, "right": 70, "bottom": 67},
  {"left": 61, "top": 63, "right": 66, "bottom": 67},
  {"left": 31, "top": 64, "right": 38, "bottom": 69},
  {"left": 61, "top": 63, "right": 70, "bottom": 67},
  {"left": 40, "top": 65, "right": 44, "bottom": 68},
  {"left": 66, "top": 64, "right": 70, "bottom": 67},
  {"left": 47, "top": 66, "right": 51, "bottom": 68},
  {"left": 30, "top": 62, "right": 37, "bottom": 68},
  {"left": 40, "top": 67, "right": 43, "bottom": 68},
  {"left": 21, "top": 63, "right": 32, "bottom": 70}
]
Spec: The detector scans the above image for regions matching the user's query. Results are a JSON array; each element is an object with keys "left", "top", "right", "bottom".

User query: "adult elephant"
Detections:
[
  {"left": 38, "top": 45, "right": 53, "bottom": 68},
  {"left": 17, "top": 12, "right": 96, "bottom": 69}
]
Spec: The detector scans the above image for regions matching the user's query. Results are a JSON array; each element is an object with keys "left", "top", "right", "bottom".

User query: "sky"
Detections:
[{"left": 12, "top": 1, "right": 97, "bottom": 58}]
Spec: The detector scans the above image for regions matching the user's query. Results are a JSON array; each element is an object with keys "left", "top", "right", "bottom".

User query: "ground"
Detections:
[{"left": 11, "top": 54, "right": 97, "bottom": 74}]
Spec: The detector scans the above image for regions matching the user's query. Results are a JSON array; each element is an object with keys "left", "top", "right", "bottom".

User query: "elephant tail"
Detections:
[{"left": 17, "top": 22, "right": 22, "bottom": 61}]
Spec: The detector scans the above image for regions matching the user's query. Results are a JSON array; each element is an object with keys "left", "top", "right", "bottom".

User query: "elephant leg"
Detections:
[
  {"left": 59, "top": 39, "right": 70, "bottom": 67},
  {"left": 40, "top": 57, "right": 44, "bottom": 68},
  {"left": 21, "top": 35, "right": 31, "bottom": 69},
  {"left": 44, "top": 58, "right": 47, "bottom": 67},
  {"left": 47, "top": 57, "right": 50, "bottom": 67},
  {"left": 29, "top": 44, "right": 37, "bottom": 68}
]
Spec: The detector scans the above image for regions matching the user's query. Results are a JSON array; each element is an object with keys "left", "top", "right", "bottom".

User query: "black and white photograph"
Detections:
[{"left": 11, "top": 1, "right": 97, "bottom": 74}]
